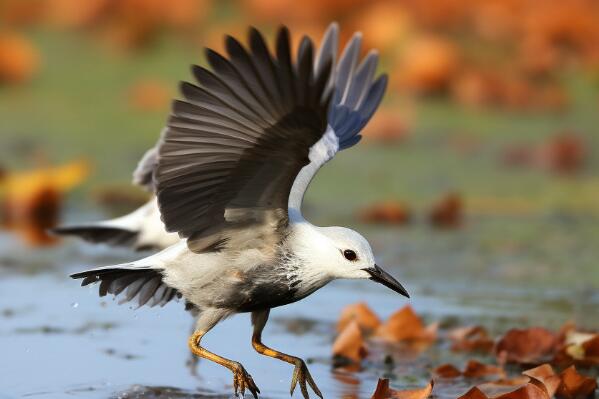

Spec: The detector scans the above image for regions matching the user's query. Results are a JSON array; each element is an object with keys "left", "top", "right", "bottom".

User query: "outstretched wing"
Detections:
[
  {"left": 155, "top": 26, "right": 333, "bottom": 253},
  {"left": 288, "top": 23, "right": 388, "bottom": 211}
]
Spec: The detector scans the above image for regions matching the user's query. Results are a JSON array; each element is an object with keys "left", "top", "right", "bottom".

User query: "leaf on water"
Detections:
[
  {"left": 556, "top": 366, "right": 598, "bottom": 399},
  {"left": 337, "top": 302, "right": 381, "bottom": 333},
  {"left": 458, "top": 387, "right": 488, "bottom": 399},
  {"left": 370, "top": 378, "right": 434, "bottom": 399},
  {"left": 428, "top": 192, "right": 463, "bottom": 229},
  {"left": 358, "top": 200, "right": 411, "bottom": 225},
  {"left": 332, "top": 319, "right": 368, "bottom": 364},
  {"left": 495, "top": 327, "right": 558, "bottom": 365},
  {"left": 463, "top": 360, "right": 505, "bottom": 379},
  {"left": 375, "top": 305, "right": 437, "bottom": 344},
  {"left": 449, "top": 325, "right": 495, "bottom": 353},
  {"left": 493, "top": 383, "right": 550, "bottom": 399},
  {"left": 434, "top": 363, "right": 462, "bottom": 379},
  {"left": 522, "top": 364, "right": 561, "bottom": 397}
]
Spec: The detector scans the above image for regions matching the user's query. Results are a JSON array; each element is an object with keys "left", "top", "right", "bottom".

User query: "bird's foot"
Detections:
[
  {"left": 232, "top": 363, "right": 260, "bottom": 399},
  {"left": 290, "top": 360, "right": 323, "bottom": 399}
]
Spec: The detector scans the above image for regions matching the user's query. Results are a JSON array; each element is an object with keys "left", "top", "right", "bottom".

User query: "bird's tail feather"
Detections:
[{"left": 71, "top": 264, "right": 180, "bottom": 308}]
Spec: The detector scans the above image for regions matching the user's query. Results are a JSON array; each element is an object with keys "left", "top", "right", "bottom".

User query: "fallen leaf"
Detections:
[
  {"left": 0, "top": 31, "right": 39, "bottom": 84},
  {"left": 523, "top": 364, "right": 561, "bottom": 397},
  {"left": 434, "top": 363, "right": 462, "bottom": 379},
  {"left": 337, "top": 302, "right": 381, "bottom": 333},
  {"left": 450, "top": 325, "right": 495, "bottom": 353},
  {"left": 537, "top": 132, "right": 586, "bottom": 175},
  {"left": 375, "top": 305, "right": 436, "bottom": 344},
  {"left": 358, "top": 200, "right": 411, "bottom": 225},
  {"left": 428, "top": 192, "right": 463, "bottom": 229},
  {"left": 478, "top": 377, "right": 534, "bottom": 398},
  {"left": 556, "top": 366, "right": 597, "bottom": 399},
  {"left": 332, "top": 319, "right": 368, "bottom": 364},
  {"left": 495, "top": 327, "right": 558, "bottom": 365},
  {"left": 458, "top": 387, "right": 488, "bottom": 399},
  {"left": 495, "top": 383, "right": 549, "bottom": 399},
  {"left": 371, "top": 378, "right": 434, "bottom": 399},
  {"left": 0, "top": 160, "right": 89, "bottom": 246},
  {"left": 463, "top": 360, "right": 505, "bottom": 379},
  {"left": 396, "top": 35, "right": 460, "bottom": 94}
]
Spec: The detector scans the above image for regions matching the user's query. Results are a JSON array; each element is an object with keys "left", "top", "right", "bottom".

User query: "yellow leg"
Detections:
[
  {"left": 189, "top": 330, "right": 260, "bottom": 398},
  {"left": 251, "top": 311, "right": 323, "bottom": 399}
]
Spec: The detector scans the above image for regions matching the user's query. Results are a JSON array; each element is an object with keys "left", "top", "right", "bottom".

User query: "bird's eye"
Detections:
[{"left": 343, "top": 249, "right": 358, "bottom": 261}]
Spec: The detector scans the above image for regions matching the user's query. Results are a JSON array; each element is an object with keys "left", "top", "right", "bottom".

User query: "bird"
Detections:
[
  {"left": 51, "top": 141, "right": 180, "bottom": 251},
  {"left": 70, "top": 23, "right": 409, "bottom": 399}
]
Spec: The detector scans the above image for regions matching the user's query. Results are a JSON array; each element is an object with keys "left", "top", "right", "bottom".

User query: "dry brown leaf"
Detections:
[
  {"left": 463, "top": 360, "right": 505, "bottom": 379},
  {"left": 371, "top": 378, "right": 434, "bottom": 399},
  {"left": 494, "top": 383, "right": 550, "bottom": 399},
  {"left": 375, "top": 305, "right": 436, "bottom": 344},
  {"left": 495, "top": 327, "right": 558, "bottom": 365},
  {"left": 556, "top": 366, "right": 598, "bottom": 399},
  {"left": 537, "top": 132, "right": 586, "bottom": 175},
  {"left": 523, "top": 364, "right": 561, "bottom": 397},
  {"left": 358, "top": 201, "right": 411, "bottom": 225},
  {"left": 450, "top": 326, "right": 495, "bottom": 353},
  {"left": 478, "top": 377, "right": 533, "bottom": 397},
  {"left": 337, "top": 302, "right": 381, "bottom": 333},
  {"left": 458, "top": 387, "right": 489, "bottom": 399},
  {"left": 428, "top": 192, "right": 463, "bottom": 229},
  {"left": 332, "top": 320, "right": 368, "bottom": 363},
  {"left": 434, "top": 363, "right": 462, "bottom": 379}
]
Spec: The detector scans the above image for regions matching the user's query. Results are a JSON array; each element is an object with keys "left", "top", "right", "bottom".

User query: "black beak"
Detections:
[{"left": 364, "top": 265, "right": 410, "bottom": 298}]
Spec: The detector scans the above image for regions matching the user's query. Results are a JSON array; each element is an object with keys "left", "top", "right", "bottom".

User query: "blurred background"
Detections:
[{"left": 0, "top": 1, "right": 598, "bottom": 398}]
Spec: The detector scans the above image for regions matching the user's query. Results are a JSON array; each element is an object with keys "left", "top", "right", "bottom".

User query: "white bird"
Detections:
[{"left": 70, "top": 23, "right": 409, "bottom": 399}]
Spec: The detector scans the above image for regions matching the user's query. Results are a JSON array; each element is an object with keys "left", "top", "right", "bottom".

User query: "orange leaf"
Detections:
[
  {"left": 358, "top": 200, "right": 411, "bottom": 225},
  {"left": 332, "top": 320, "right": 368, "bottom": 363},
  {"left": 392, "top": 380, "right": 434, "bottom": 399},
  {"left": 495, "top": 327, "right": 558, "bottom": 365},
  {"left": 372, "top": 378, "right": 391, "bottom": 399},
  {"left": 458, "top": 387, "right": 489, "bottom": 399},
  {"left": 556, "top": 366, "right": 598, "bottom": 399},
  {"left": 375, "top": 306, "right": 436, "bottom": 344},
  {"left": 370, "top": 378, "right": 434, "bottom": 399},
  {"left": 0, "top": 32, "right": 39, "bottom": 85},
  {"left": 428, "top": 192, "right": 463, "bottom": 229},
  {"left": 434, "top": 363, "right": 462, "bottom": 379},
  {"left": 523, "top": 364, "right": 560, "bottom": 397},
  {"left": 450, "top": 326, "right": 495, "bottom": 353},
  {"left": 494, "top": 383, "right": 550, "bottom": 399},
  {"left": 463, "top": 360, "right": 505, "bottom": 379},
  {"left": 337, "top": 302, "right": 381, "bottom": 333}
]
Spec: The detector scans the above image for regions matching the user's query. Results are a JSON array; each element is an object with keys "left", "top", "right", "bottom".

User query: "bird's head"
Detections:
[{"left": 299, "top": 225, "right": 409, "bottom": 298}]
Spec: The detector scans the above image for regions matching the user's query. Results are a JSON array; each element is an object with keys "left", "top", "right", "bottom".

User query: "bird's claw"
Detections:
[
  {"left": 290, "top": 360, "right": 323, "bottom": 399},
  {"left": 232, "top": 364, "right": 260, "bottom": 399}
]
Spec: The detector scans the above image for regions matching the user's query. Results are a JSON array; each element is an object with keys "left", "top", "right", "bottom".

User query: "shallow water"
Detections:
[{"left": 1, "top": 210, "right": 598, "bottom": 398}]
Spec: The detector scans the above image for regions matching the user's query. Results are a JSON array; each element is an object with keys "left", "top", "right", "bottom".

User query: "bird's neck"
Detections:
[{"left": 281, "top": 221, "right": 335, "bottom": 296}]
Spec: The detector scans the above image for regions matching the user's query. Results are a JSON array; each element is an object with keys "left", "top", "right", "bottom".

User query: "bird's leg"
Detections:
[
  {"left": 251, "top": 310, "right": 323, "bottom": 399},
  {"left": 189, "top": 310, "right": 260, "bottom": 398}
]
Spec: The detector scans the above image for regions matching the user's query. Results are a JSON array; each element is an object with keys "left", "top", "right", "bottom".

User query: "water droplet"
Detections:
[{"left": 71, "top": 302, "right": 79, "bottom": 308}]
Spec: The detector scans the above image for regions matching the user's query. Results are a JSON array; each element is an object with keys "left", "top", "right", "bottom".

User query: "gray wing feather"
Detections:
[
  {"left": 156, "top": 26, "right": 333, "bottom": 252},
  {"left": 324, "top": 27, "right": 387, "bottom": 150}
]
